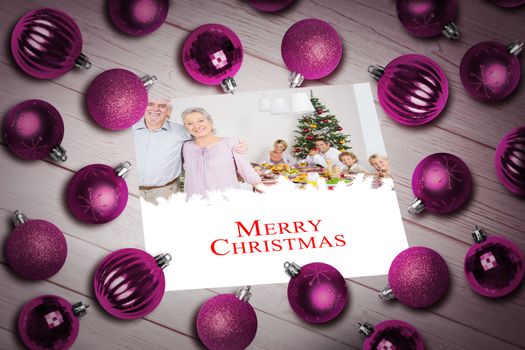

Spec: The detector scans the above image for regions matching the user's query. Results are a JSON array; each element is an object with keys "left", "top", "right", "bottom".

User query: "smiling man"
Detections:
[{"left": 133, "top": 99, "right": 191, "bottom": 204}]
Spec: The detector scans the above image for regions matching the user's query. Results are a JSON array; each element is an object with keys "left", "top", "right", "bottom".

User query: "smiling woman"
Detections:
[{"left": 181, "top": 107, "right": 263, "bottom": 198}]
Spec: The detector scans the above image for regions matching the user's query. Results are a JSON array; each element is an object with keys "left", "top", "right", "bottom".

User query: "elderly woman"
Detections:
[
  {"left": 182, "top": 107, "right": 263, "bottom": 198},
  {"left": 262, "top": 139, "right": 296, "bottom": 165}
]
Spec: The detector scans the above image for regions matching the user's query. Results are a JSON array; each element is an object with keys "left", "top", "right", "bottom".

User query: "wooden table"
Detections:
[{"left": 1, "top": 1, "right": 524, "bottom": 349}]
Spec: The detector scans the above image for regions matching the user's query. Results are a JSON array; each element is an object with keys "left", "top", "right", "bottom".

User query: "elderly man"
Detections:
[
  {"left": 133, "top": 99, "right": 190, "bottom": 204},
  {"left": 368, "top": 153, "right": 391, "bottom": 177},
  {"left": 305, "top": 138, "right": 344, "bottom": 169}
]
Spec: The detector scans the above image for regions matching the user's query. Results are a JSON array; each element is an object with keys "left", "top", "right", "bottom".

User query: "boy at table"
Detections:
[{"left": 339, "top": 151, "right": 368, "bottom": 174}]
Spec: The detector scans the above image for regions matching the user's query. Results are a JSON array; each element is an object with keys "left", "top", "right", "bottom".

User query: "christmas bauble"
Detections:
[
  {"left": 6, "top": 211, "right": 67, "bottom": 280},
  {"left": 196, "top": 286, "right": 257, "bottom": 350},
  {"left": 94, "top": 248, "right": 171, "bottom": 319},
  {"left": 380, "top": 246, "right": 449, "bottom": 308},
  {"left": 359, "top": 320, "right": 425, "bottom": 350},
  {"left": 281, "top": 19, "right": 343, "bottom": 87},
  {"left": 11, "top": 8, "right": 90, "bottom": 79},
  {"left": 409, "top": 153, "right": 472, "bottom": 214},
  {"left": 494, "top": 126, "right": 525, "bottom": 196},
  {"left": 66, "top": 162, "right": 130, "bottom": 224},
  {"left": 464, "top": 226, "right": 524, "bottom": 298},
  {"left": 182, "top": 24, "right": 243, "bottom": 93},
  {"left": 490, "top": 0, "right": 525, "bottom": 7},
  {"left": 370, "top": 54, "right": 448, "bottom": 126},
  {"left": 460, "top": 40, "right": 522, "bottom": 102},
  {"left": 248, "top": 0, "right": 295, "bottom": 12},
  {"left": 284, "top": 261, "right": 348, "bottom": 323},
  {"left": 108, "top": 0, "right": 169, "bottom": 36},
  {"left": 18, "top": 295, "right": 88, "bottom": 350},
  {"left": 3, "top": 99, "right": 67, "bottom": 161},
  {"left": 86, "top": 69, "right": 156, "bottom": 130},
  {"left": 396, "top": 0, "right": 459, "bottom": 39}
]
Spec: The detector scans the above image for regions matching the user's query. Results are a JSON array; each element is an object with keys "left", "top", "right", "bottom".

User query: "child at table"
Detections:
[{"left": 339, "top": 152, "right": 368, "bottom": 174}]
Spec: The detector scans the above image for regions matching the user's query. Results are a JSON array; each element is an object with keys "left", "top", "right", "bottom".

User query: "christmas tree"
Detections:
[{"left": 292, "top": 92, "right": 351, "bottom": 160}]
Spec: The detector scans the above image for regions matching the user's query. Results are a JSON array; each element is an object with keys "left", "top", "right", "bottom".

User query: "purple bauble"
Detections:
[
  {"left": 18, "top": 295, "right": 88, "bottom": 350},
  {"left": 284, "top": 261, "right": 348, "bottom": 323},
  {"left": 86, "top": 69, "right": 156, "bottom": 130},
  {"left": 370, "top": 54, "right": 449, "bottom": 126},
  {"left": 94, "top": 248, "right": 170, "bottom": 319},
  {"left": 108, "top": 0, "right": 169, "bottom": 36},
  {"left": 196, "top": 286, "right": 257, "bottom": 350},
  {"left": 464, "top": 227, "right": 524, "bottom": 298},
  {"left": 359, "top": 320, "right": 425, "bottom": 350},
  {"left": 182, "top": 24, "right": 243, "bottom": 93},
  {"left": 66, "top": 163, "right": 129, "bottom": 224},
  {"left": 381, "top": 246, "right": 449, "bottom": 308},
  {"left": 281, "top": 19, "right": 343, "bottom": 87},
  {"left": 408, "top": 153, "right": 472, "bottom": 214},
  {"left": 3, "top": 99, "right": 67, "bottom": 161},
  {"left": 494, "top": 126, "right": 525, "bottom": 196},
  {"left": 460, "top": 41, "right": 522, "bottom": 102},
  {"left": 248, "top": 0, "right": 295, "bottom": 12},
  {"left": 396, "top": 0, "right": 459, "bottom": 39},
  {"left": 6, "top": 211, "right": 67, "bottom": 280},
  {"left": 490, "top": 0, "right": 525, "bottom": 7},
  {"left": 11, "top": 8, "right": 90, "bottom": 79}
]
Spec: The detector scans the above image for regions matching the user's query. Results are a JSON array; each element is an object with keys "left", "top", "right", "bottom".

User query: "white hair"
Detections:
[{"left": 181, "top": 107, "right": 213, "bottom": 123}]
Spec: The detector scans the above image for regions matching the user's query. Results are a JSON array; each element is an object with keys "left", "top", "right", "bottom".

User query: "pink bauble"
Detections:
[
  {"left": 382, "top": 246, "right": 449, "bottom": 308},
  {"left": 490, "top": 0, "right": 525, "bottom": 7},
  {"left": 494, "top": 126, "right": 525, "bottom": 196},
  {"left": 196, "top": 287, "right": 257, "bottom": 350},
  {"left": 396, "top": 0, "right": 458, "bottom": 39},
  {"left": 464, "top": 227, "right": 524, "bottom": 298},
  {"left": 6, "top": 211, "right": 67, "bottom": 280},
  {"left": 87, "top": 69, "right": 154, "bottom": 130},
  {"left": 3, "top": 99, "right": 67, "bottom": 161},
  {"left": 460, "top": 41, "right": 522, "bottom": 102},
  {"left": 11, "top": 8, "right": 90, "bottom": 79},
  {"left": 281, "top": 19, "right": 343, "bottom": 87},
  {"left": 359, "top": 320, "right": 425, "bottom": 350},
  {"left": 108, "top": 0, "right": 169, "bottom": 36},
  {"left": 94, "top": 248, "right": 170, "bottom": 319},
  {"left": 248, "top": 0, "right": 295, "bottom": 12},
  {"left": 372, "top": 54, "right": 448, "bottom": 126},
  {"left": 66, "top": 163, "right": 129, "bottom": 224},
  {"left": 18, "top": 295, "right": 88, "bottom": 350},
  {"left": 182, "top": 24, "right": 243, "bottom": 93},
  {"left": 409, "top": 153, "right": 472, "bottom": 214},
  {"left": 284, "top": 261, "right": 348, "bottom": 323}
]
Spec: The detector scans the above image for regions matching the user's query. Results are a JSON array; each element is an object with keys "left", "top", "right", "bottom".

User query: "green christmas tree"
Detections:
[{"left": 292, "top": 92, "right": 351, "bottom": 160}]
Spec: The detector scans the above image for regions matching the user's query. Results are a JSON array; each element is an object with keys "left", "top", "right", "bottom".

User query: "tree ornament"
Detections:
[
  {"left": 182, "top": 24, "right": 243, "bottom": 94},
  {"left": 67, "top": 162, "right": 130, "bottom": 224},
  {"left": 6, "top": 210, "right": 67, "bottom": 280},
  {"left": 196, "top": 286, "right": 257, "bottom": 350},
  {"left": 281, "top": 19, "right": 343, "bottom": 87},
  {"left": 306, "top": 135, "right": 314, "bottom": 140},
  {"left": 408, "top": 153, "right": 472, "bottom": 214},
  {"left": 94, "top": 248, "right": 171, "bottom": 319},
  {"left": 108, "top": 0, "right": 169, "bottom": 36},
  {"left": 284, "top": 261, "right": 348, "bottom": 323},
  {"left": 3, "top": 99, "right": 67, "bottom": 161},
  {"left": 18, "top": 295, "right": 88, "bottom": 350},
  {"left": 310, "top": 124, "right": 317, "bottom": 129},
  {"left": 489, "top": 0, "right": 525, "bottom": 7},
  {"left": 87, "top": 69, "right": 157, "bottom": 130},
  {"left": 294, "top": 147, "right": 301, "bottom": 153},
  {"left": 358, "top": 320, "right": 425, "bottom": 350},
  {"left": 303, "top": 128, "right": 309, "bottom": 133},
  {"left": 379, "top": 246, "right": 449, "bottom": 308},
  {"left": 338, "top": 126, "right": 343, "bottom": 131},
  {"left": 369, "top": 54, "right": 448, "bottom": 126},
  {"left": 460, "top": 40, "right": 522, "bottom": 102},
  {"left": 248, "top": 0, "right": 295, "bottom": 12},
  {"left": 396, "top": 0, "right": 459, "bottom": 39},
  {"left": 11, "top": 8, "right": 91, "bottom": 79},
  {"left": 494, "top": 126, "right": 525, "bottom": 196},
  {"left": 464, "top": 226, "right": 524, "bottom": 298}
]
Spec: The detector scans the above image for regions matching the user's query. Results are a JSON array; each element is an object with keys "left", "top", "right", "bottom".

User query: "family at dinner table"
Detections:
[{"left": 133, "top": 99, "right": 391, "bottom": 204}]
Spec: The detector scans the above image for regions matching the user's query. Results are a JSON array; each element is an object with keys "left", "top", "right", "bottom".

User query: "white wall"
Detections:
[{"left": 169, "top": 84, "right": 383, "bottom": 170}]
